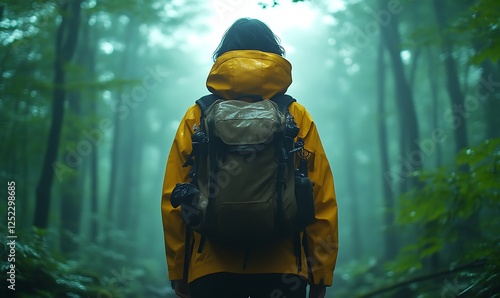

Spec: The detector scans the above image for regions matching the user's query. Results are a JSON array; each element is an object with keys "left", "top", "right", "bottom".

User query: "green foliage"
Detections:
[
  {"left": 0, "top": 226, "right": 172, "bottom": 297},
  {"left": 454, "top": 0, "right": 500, "bottom": 64},
  {"left": 396, "top": 138, "right": 500, "bottom": 257},
  {"left": 403, "top": 0, "right": 500, "bottom": 64},
  {"left": 388, "top": 138, "right": 500, "bottom": 296},
  {"left": 0, "top": 226, "right": 104, "bottom": 297},
  {"left": 332, "top": 139, "right": 500, "bottom": 297},
  {"left": 331, "top": 257, "right": 398, "bottom": 298}
]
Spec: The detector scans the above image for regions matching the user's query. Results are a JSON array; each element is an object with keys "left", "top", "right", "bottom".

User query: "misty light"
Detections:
[
  {"left": 207, "top": 0, "right": 319, "bottom": 47},
  {"left": 98, "top": 71, "right": 115, "bottom": 82},
  {"left": 100, "top": 41, "right": 114, "bottom": 54},
  {"left": 323, "top": 14, "right": 338, "bottom": 26},
  {"left": 119, "top": 15, "right": 130, "bottom": 25},
  {"left": 401, "top": 50, "right": 411, "bottom": 62},
  {"left": 85, "top": 0, "right": 96, "bottom": 9}
]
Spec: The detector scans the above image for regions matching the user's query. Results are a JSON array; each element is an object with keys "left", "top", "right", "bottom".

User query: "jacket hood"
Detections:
[{"left": 206, "top": 50, "right": 292, "bottom": 100}]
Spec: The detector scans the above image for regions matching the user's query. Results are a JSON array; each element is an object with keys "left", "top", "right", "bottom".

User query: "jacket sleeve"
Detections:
[
  {"left": 291, "top": 102, "right": 339, "bottom": 286},
  {"left": 161, "top": 105, "right": 200, "bottom": 281}
]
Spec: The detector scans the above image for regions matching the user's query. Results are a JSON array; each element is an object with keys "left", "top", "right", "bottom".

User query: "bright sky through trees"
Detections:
[{"left": 149, "top": 0, "right": 344, "bottom": 59}]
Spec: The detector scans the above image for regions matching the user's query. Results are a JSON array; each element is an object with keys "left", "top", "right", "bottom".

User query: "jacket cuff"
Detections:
[{"left": 311, "top": 268, "right": 334, "bottom": 286}]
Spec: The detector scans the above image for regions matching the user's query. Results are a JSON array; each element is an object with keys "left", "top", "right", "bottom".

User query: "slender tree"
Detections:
[
  {"left": 34, "top": 0, "right": 83, "bottom": 229},
  {"left": 59, "top": 7, "right": 99, "bottom": 252},
  {"left": 117, "top": 26, "right": 149, "bottom": 236},
  {"left": 341, "top": 96, "right": 363, "bottom": 258},
  {"left": 426, "top": 47, "right": 443, "bottom": 167},
  {"left": 60, "top": 89, "right": 83, "bottom": 253},
  {"left": 376, "top": 39, "right": 398, "bottom": 258},
  {"left": 85, "top": 20, "right": 100, "bottom": 244},
  {"left": 432, "top": 0, "right": 468, "bottom": 153},
  {"left": 378, "top": 0, "right": 421, "bottom": 193},
  {"left": 106, "top": 18, "right": 137, "bottom": 233}
]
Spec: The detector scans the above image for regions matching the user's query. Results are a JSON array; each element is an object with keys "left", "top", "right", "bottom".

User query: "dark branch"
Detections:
[{"left": 357, "top": 259, "right": 487, "bottom": 298}]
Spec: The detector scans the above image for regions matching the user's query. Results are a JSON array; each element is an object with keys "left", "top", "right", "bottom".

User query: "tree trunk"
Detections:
[
  {"left": 60, "top": 9, "right": 95, "bottom": 252},
  {"left": 117, "top": 110, "right": 137, "bottom": 231},
  {"left": 106, "top": 90, "right": 122, "bottom": 230},
  {"left": 378, "top": 0, "right": 420, "bottom": 194},
  {"left": 407, "top": 5, "right": 422, "bottom": 90},
  {"left": 433, "top": 0, "right": 468, "bottom": 153},
  {"left": 480, "top": 61, "right": 500, "bottom": 139},
  {"left": 342, "top": 98, "right": 363, "bottom": 258},
  {"left": 426, "top": 47, "right": 443, "bottom": 167},
  {"left": 107, "top": 19, "right": 137, "bottom": 235},
  {"left": 408, "top": 48, "right": 421, "bottom": 89},
  {"left": 60, "top": 89, "right": 83, "bottom": 253},
  {"left": 89, "top": 119, "right": 99, "bottom": 243},
  {"left": 376, "top": 40, "right": 398, "bottom": 258},
  {"left": 34, "top": 0, "right": 82, "bottom": 229},
  {"left": 0, "top": 44, "right": 11, "bottom": 84},
  {"left": 21, "top": 104, "right": 30, "bottom": 227},
  {"left": 86, "top": 22, "right": 100, "bottom": 244},
  {"left": 433, "top": 0, "right": 479, "bottom": 262}
]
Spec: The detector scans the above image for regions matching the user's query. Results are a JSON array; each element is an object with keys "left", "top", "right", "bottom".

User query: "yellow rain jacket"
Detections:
[{"left": 161, "top": 50, "right": 338, "bottom": 286}]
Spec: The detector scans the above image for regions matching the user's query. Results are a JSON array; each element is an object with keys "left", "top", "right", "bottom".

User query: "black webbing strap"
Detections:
[
  {"left": 294, "top": 233, "right": 302, "bottom": 272},
  {"left": 275, "top": 138, "right": 286, "bottom": 233},
  {"left": 180, "top": 94, "right": 219, "bottom": 281},
  {"left": 192, "top": 93, "right": 219, "bottom": 246},
  {"left": 182, "top": 226, "right": 192, "bottom": 281},
  {"left": 270, "top": 93, "right": 296, "bottom": 112},
  {"left": 195, "top": 94, "right": 219, "bottom": 118},
  {"left": 199, "top": 112, "right": 219, "bottom": 255},
  {"left": 272, "top": 94, "right": 305, "bottom": 276},
  {"left": 302, "top": 228, "right": 315, "bottom": 284},
  {"left": 272, "top": 93, "right": 296, "bottom": 227}
]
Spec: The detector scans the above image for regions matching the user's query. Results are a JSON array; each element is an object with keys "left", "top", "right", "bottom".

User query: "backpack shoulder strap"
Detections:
[
  {"left": 270, "top": 94, "right": 296, "bottom": 111},
  {"left": 195, "top": 94, "right": 219, "bottom": 116}
]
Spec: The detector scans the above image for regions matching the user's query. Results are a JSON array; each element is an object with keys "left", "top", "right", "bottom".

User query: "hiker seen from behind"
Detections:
[{"left": 161, "top": 17, "right": 339, "bottom": 298}]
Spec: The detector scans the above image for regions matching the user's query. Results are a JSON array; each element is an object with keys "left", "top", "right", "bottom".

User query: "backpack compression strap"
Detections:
[
  {"left": 179, "top": 94, "right": 219, "bottom": 281},
  {"left": 270, "top": 94, "right": 296, "bottom": 111},
  {"left": 272, "top": 94, "right": 314, "bottom": 279},
  {"left": 195, "top": 94, "right": 219, "bottom": 118}
]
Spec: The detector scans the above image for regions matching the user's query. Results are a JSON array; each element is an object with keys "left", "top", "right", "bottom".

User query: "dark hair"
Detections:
[{"left": 212, "top": 18, "right": 285, "bottom": 61}]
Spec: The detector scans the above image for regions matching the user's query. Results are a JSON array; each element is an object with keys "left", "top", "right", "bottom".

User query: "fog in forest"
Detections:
[{"left": 1, "top": 0, "right": 499, "bottom": 297}]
